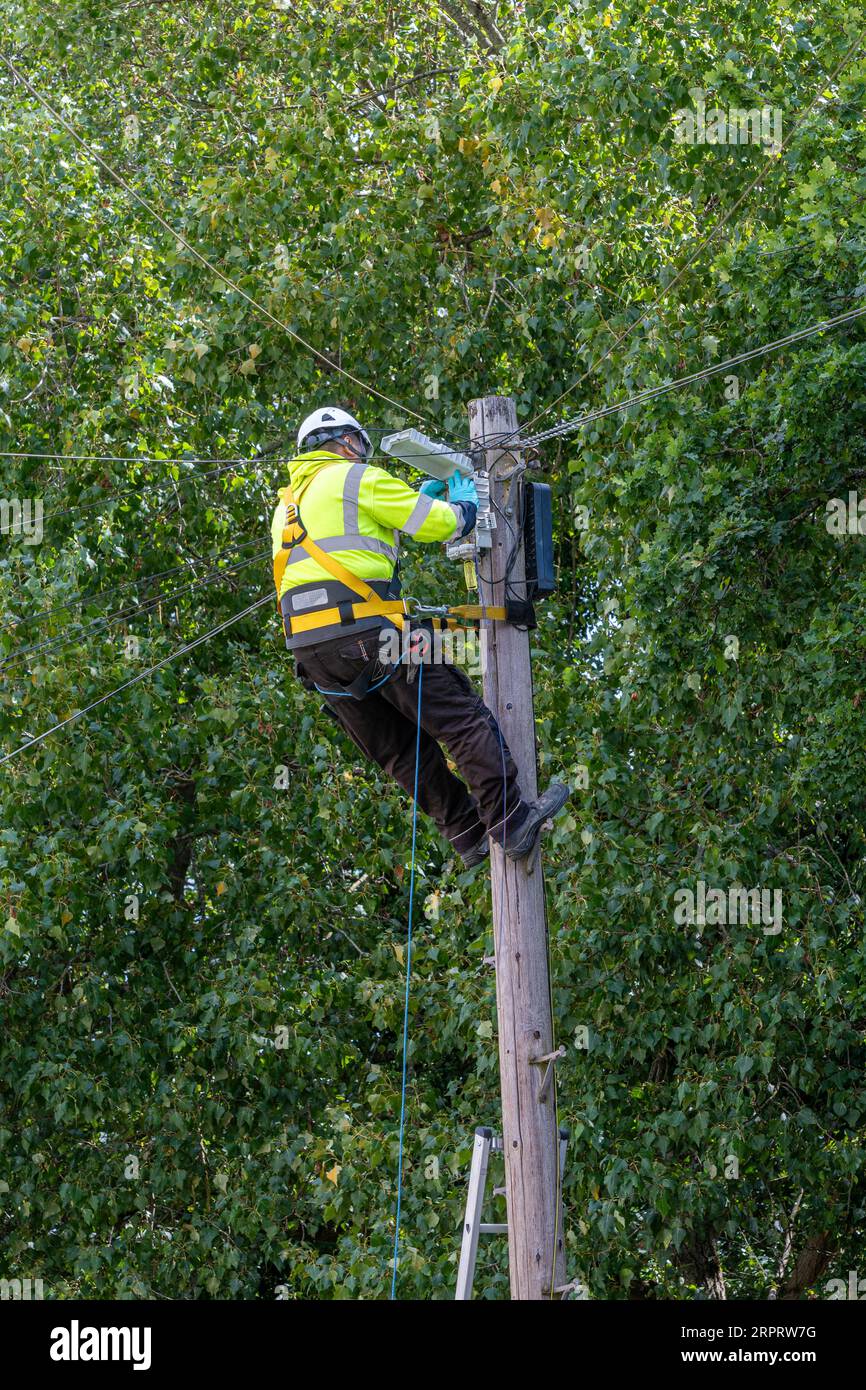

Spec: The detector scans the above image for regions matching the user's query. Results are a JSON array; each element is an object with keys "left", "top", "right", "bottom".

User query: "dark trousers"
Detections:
[{"left": 294, "top": 626, "right": 529, "bottom": 854}]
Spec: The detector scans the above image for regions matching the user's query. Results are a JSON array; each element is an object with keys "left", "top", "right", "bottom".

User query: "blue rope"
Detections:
[
  {"left": 313, "top": 665, "right": 399, "bottom": 698},
  {"left": 390, "top": 658, "right": 424, "bottom": 1300}
]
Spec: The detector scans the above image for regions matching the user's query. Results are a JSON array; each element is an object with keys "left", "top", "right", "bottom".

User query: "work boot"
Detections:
[
  {"left": 503, "top": 782, "right": 570, "bottom": 861},
  {"left": 461, "top": 835, "right": 490, "bottom": 869}
]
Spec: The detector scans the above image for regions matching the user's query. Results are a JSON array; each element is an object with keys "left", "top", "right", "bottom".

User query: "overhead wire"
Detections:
[
  {"left": 461, "top": 302, "right": 866, "bottom": 467},
  {"left": 2, "top": 431, "right": 475, "bottom": 530},
  {"left": 520, "top": 303, "right": 866, "bottom": 451},
  {"left": 0, "top": 424, "right": 471, "bottom": 466},
  {"left": 36, "top": 456, "right": 269, "bottom": 527},
  {"left": 0, "top": 449, "right": 265, "bottom": 465},
  {"left": 1, "top": 547, "right": 269, "bottom": 670},
  {"left": 4, "top": 535, "right": 266, "bottom": 630},
  {"left": 492, "top": 25, "right": 866, "bottom": 453},
  {"left": 0, "top": 593, "right": 274, "bottom": 768},
  {"left": 0, "top": 52, "right": 429, "bottom": 425}
]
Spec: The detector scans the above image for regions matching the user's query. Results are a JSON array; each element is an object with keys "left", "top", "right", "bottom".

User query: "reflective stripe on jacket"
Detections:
[{"left": 270, "top": 449, "right": 463, "bottom": 649}]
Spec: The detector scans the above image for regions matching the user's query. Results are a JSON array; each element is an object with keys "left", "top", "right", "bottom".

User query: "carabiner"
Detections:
[{"left": 404, "top": 596, "right": 450, "bottom": 618}]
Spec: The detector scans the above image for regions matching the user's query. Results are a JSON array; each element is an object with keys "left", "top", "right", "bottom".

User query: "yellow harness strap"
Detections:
[
  {"left": 273, "top": 470, "right": 343, "bottom": 601},
  {"left": 274, "top": 476, "right": 409, "bottom": 636},
  {"left": 446, "top": 603, "right": 508, "bottom": 622},
  {"left": 287, "top": 598, "right": 409, "bottom": 635}
]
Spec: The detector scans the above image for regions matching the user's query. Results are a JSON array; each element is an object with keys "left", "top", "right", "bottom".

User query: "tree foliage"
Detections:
[{"left": 1, "top": 0, "right": 865, "bottom": 1298}]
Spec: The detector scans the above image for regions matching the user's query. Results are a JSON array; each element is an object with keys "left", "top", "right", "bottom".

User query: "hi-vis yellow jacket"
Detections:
[{"left": 271, "top": 448, "right": 464, "bottom": 649}]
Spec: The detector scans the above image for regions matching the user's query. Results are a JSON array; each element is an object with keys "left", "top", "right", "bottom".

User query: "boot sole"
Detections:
[
  {"left": 461, "top": 839, "right": 490, "bottom": 869},
  {"left": 504, "top": 785, "right": 570, "bottom": 861}
]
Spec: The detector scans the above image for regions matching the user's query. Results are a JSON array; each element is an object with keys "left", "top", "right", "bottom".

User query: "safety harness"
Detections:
[
  {"left": 273, "top": 469, "right": 411, "bottom": 639},
  {"left": 273, "top": 467, "right": 507, "bottom": 643}
]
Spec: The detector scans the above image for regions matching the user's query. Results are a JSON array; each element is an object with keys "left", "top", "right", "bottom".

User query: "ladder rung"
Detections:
[{"left": 479, "top": 1222, "right": 508, "bottom": 1234}]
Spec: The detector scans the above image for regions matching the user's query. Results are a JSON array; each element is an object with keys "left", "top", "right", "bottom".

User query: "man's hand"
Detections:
[
  {"left": 419, "top": 477, "right": 447, "bottom": 498},
  {"left": 447, "top": 470, "right": 478, "bottom": 507}
]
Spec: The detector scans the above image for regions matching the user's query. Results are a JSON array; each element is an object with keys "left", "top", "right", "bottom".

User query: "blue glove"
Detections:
[
  {"left": 447, "top": 470, "right": 478, "bottom": 506},
  {"left": 419, "top": 477, "right": 447, "bottom": 498}
]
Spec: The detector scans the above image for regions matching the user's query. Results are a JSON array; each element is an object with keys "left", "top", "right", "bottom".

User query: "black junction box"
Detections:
[{"left": 523, "top": 482, "right": 555, "bottom": 599}]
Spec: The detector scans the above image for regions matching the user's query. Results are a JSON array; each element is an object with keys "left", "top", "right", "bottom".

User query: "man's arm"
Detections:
[{"left": 365, "top": 465, "right": 473, "bottom": 541}]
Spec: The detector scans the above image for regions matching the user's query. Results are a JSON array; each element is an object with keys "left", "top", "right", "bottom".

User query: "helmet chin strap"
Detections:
[{"left": 339, "top": 430, "right": 369, "bottom": 462}]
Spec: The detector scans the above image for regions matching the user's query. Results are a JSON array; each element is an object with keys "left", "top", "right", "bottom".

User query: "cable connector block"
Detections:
[
  {"left": 445, "top": 538, "right": 476, "bottom": 562},
  {"left": 446, "top": 472, "right": 494, "bottom": 559},
  {"left": 473, "top": 471, "right": 495, "bottom": 549}
]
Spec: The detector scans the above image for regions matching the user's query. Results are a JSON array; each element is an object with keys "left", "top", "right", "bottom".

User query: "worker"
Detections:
[{"left": 271, "top": 406, "right": 569, "bottom": 867}]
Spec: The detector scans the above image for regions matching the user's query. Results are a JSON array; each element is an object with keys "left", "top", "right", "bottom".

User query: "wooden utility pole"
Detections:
[{"left": 469, "top": 394, "right": 567, "bottom": 1300}]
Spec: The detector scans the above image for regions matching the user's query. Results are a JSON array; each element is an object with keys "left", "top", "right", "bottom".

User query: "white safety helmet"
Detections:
[{"left": 296, "top": 406, "right": 372, "bottom": 460}]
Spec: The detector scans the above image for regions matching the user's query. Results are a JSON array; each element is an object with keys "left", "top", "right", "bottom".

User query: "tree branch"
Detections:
[
  {"left": 345, "top": 66, "right": 462, "bottom": 110},
  {"left": 433, "top": 0, "right": 498, "bottom": 53},
  {"left": 778, "top": 1231, "right": 835, "bottom": 1300},
  {"left": 677, "top": 1232, "right": 727, "bottom": 1299},
  {"left": 463, "top": 0, "right": 505, "bottom": 50}
]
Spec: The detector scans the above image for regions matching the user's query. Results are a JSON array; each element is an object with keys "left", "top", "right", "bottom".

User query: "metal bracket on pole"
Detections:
[
  {"left": 529, "top": 1044, "right": 566, "bottom": 1105},
  {"left": 554, "top": 1280, "right": 583, "bottom": 1300}
]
